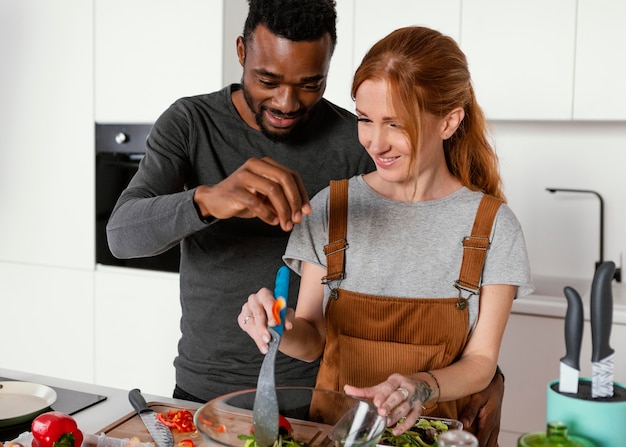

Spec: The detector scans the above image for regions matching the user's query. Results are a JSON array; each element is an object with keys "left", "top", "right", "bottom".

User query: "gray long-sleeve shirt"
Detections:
[{"left": 106, "top": 84, "right": 374, "bottom": 401}]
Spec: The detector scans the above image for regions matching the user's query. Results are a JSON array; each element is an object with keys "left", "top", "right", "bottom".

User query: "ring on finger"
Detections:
[
  {"left": 396, "top": 386, "right": 409, "bottom": 401},
  {"left": 243, "top": 315, "right": 253, "bottom": 324}
]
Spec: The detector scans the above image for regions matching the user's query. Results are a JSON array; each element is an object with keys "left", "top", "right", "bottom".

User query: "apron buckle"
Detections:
[{"left": 454, "top": 280, "right": 478, "bottom": 310}]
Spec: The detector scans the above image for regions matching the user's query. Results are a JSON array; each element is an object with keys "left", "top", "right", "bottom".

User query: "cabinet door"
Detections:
[
  {"left": 461, "top": 0, "right": 577, "bottom": 120},
  {"left": 0, "top": 263, "right": 94, "bottom": 383},
  {"left": 573, "top": 0, "right": 626, "bottom": 120},
  {"left": 94, "top": 267, "right": 181, "bottom": 397},
  {"left": 94, "top": 0, "right": 224, "bottom": 123},
  {"left": 0, "top": 0, "right": 94, "bottom": 269}
]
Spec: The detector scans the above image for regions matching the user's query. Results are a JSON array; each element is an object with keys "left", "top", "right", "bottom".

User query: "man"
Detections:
[{"left": 107, "top": 1, "right": 504, "bottom": 444}]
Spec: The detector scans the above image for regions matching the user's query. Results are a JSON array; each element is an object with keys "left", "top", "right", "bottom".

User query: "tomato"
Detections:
[
  {"left": 178, "top": 440, "right": 194, "bottom": 447},
  {"left": 31, "top": 412, "right": 84, "bottom": 447}
]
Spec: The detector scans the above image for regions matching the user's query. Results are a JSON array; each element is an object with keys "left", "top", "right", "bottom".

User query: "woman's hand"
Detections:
[
  {"left": 344, "top": 373, "right": 431, "bottom": 435},
  {"left": 238, "top": 287, "right": 294, "bottom": 354}
]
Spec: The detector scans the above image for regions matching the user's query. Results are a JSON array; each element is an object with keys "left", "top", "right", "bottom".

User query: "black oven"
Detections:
[{"left": 95, "top": 123, "right": 180, "bottom": 273}]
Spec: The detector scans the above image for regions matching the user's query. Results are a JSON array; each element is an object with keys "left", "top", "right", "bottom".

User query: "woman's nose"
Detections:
[{"left": 366, "top": 127, "right": 389, "bottom": 154}]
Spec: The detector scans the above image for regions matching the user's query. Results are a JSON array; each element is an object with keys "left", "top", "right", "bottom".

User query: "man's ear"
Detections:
[
  {"left": 236, "top": 35, "right": 245, "bottom": 67},
  {"left": 441, "top": 107, "right": 465, "bottom": 139}
]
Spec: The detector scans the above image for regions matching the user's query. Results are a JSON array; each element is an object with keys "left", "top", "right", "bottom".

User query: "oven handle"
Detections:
[{"left": 96, "top": 152, "right": 145, "bottom": 168}]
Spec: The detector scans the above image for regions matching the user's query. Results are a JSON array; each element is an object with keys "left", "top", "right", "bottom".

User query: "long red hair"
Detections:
[{"left": 351, "top": 26, "right": 505, "bottom": 201}]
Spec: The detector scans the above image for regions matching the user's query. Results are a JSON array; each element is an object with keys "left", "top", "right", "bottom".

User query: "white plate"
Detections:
[{"left": 0, "top": 381, "right": 57, "bottom": 427}]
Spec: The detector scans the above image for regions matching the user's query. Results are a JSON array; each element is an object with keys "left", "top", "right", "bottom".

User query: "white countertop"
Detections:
[
  {"left": 0, "top": 369, "right": 200, "bottom": 439},
  {"left": 512, "top": 275, "right": 626, "bottom": 324}
]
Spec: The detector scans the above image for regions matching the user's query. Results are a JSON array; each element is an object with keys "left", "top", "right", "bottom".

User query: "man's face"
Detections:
[{"left": 236, "top": 25, "right": 333, "bottom": 141}]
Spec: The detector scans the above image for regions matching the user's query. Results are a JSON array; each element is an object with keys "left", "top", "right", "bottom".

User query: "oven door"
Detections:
[{"left": 95, "top": 123, "right": 180, "bottom": 273}]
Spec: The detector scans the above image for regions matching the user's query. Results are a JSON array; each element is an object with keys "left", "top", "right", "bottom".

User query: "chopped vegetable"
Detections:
[
  {"left": 379, "top": 418, "right": 450, "bottom": 447},
  {"left": 31, "top": 411, "right": 84, "bottom": 447},
  {"left": 178, "top": 439, "right": 194, "bottom": 447},
  {"left": 238, "top": 433, "right": 309, "bottom": 447},
  {"left": 249, "top": 415, "right": 293, "bottom": 436},
  {"left": 157, "top": 409, "right": 196, "bottom": 433}
]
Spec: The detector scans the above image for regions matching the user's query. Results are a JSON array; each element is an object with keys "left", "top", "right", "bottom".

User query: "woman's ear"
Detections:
[{"left": 441, "top": 107, "right": 465, "bottom": 139}]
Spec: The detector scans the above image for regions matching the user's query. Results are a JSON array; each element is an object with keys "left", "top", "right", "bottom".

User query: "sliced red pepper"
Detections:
[
  {"left": 157, "top": 409, "right": 196, "bottom": 432},
  {"left": 178, "top": 439, "right": 194, "bottom": 447}
]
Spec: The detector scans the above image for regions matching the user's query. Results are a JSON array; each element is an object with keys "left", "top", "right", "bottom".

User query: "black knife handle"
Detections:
[
  {"left": 561, "top": 286, "right": 584, "bottom": 369},
  {"left": 129, "top": 388, "right": 150, "bottom": 414},
  {"left": 591, "top": 261, "right": 615, "bottom": 362}
]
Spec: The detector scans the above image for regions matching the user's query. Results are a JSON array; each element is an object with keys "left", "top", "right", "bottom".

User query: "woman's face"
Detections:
[{"left": 355, "top": 79, "right": 443, "bottom": 186}]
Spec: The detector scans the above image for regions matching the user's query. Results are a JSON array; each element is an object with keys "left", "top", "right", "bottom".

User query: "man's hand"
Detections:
[
  {"left": 458, "top": 370, "right": 504, "bottom": 447},
  {"left": 193, "top": 157, "right": 311, "bottom": 231}
]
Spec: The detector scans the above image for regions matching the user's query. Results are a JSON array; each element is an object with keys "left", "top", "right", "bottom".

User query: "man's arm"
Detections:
[{"left": 458, "top": 367, "right": 505, "bottom": 447}]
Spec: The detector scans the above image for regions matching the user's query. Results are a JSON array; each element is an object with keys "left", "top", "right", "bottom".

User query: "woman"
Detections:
[{"left": 239, "top": 26, "right": 533, "bottom": 435}]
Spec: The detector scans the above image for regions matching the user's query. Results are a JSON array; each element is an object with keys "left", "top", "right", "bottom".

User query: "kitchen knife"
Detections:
[
  {"left": 559, "top": 286, "right": 584, "bottom": 394},
  {"left": 591, "top": 261, "right": 616, "bottom": 398},
  {"left": 129, "top": 388, "right": 174, "bottom": 447},
  {"left": 253, "top": 266, "right": 289, "bottom": 447}
]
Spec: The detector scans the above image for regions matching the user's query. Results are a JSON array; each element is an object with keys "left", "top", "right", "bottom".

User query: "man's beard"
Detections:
[{"left": 242, "top": 83, "right": 306, "bottom": 143}]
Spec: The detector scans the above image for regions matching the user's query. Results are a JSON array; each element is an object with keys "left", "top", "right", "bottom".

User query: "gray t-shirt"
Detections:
[
  {"left": 107, "top": 85, "right": 374, "bottom": 401},
  {"left": 284, "top": 176, "right": 534, "bottom": 330}
]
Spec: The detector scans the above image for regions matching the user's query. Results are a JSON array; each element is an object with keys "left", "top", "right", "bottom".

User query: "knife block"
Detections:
[{"left": 547, "top": 378, "right": 626, "bottom": 447}]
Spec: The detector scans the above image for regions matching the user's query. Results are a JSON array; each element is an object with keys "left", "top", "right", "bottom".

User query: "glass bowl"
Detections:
[{"left": 194, "top": 387, "right": 387, "bottom": 447}]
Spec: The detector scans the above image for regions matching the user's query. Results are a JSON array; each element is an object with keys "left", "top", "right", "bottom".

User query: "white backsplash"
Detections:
[{"left": 493, "top": 120, "right": 626, "bottom": 282}]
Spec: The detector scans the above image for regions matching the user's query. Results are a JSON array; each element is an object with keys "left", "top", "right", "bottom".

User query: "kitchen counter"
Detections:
[
  {"left": 0, "top": 368, "right": 201, "bottom": 440},
  {"left": 512, "top": 275, "right": 626, "bottom": 323}
]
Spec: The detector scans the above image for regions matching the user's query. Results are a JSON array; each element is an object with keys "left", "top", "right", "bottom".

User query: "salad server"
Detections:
[{"left": 253, "top": 266, "right": 289, "bottom": 447}]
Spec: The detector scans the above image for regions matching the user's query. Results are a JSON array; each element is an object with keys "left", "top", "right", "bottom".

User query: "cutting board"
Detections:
[{"left": 98, "top": 403, "right": 206, "bottom": 447}]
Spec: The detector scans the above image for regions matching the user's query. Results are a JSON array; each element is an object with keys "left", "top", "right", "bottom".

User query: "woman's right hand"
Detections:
[{"left": 238, "top": 287, "right": 294, "bottom": 354}]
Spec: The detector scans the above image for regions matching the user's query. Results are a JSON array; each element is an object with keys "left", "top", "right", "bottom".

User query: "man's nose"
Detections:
[{"left": 273, "top": 85, "right": 299, "bottom": 113}]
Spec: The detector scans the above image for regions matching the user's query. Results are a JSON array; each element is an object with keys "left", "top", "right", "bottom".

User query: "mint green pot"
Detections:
[{"left": 547, "top": 379, "right": 626, "bottom": 447}]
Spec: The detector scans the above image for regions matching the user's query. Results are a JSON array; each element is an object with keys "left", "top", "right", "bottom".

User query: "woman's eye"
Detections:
[{"left": 356, "top": 117, "right": 371, "bottom": 123}]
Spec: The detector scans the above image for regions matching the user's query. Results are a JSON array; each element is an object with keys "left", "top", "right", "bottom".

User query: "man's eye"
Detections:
[
  {"left": 259, "top": 79, "right": 278, "bottom": 87},
  {"left": 302, "top": 83, "right": 323, "bottom": 91}
]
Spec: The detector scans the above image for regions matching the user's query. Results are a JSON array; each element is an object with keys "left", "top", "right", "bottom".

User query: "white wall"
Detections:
[{"left": 495, "top": 121, "right": 626, "bottom": 282}]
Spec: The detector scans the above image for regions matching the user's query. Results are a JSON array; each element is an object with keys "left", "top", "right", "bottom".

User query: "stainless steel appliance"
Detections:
[{"left": 95, "top": 123, "right": 180, "bottom": 272}]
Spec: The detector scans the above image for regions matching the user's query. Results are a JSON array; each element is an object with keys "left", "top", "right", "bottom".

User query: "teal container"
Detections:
[{"left": 546, "top": 378, "right": 626, "bottom": 447}]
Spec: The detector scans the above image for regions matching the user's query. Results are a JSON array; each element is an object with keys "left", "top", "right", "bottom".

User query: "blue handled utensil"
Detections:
[{"left": 253, "top": 266, "right": 289, "bottom": 447}]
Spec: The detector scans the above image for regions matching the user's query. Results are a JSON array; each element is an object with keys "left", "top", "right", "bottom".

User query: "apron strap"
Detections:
[
  {"left": 455, "top": 194, "right": 503, "bottom": 299},
  {"left": 322, "top": 179, "right": 349, "bottom": 283}
]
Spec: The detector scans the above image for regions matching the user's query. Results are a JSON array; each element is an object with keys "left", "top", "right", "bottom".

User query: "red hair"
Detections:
[{"left": 351, "top": 26, "right": 505, "bottom": 200}]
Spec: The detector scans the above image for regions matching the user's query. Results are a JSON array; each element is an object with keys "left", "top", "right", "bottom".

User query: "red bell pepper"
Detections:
[{"left": 31, "top": 412, "right": 84, "bottom": 447}]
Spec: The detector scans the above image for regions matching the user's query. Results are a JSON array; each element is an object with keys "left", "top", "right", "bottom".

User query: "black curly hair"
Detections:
[{"left": 243, "top": 0, "right": 337, "bottom": 52}]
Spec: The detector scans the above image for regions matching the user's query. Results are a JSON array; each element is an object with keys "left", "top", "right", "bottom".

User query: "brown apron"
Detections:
[{"left": 313, "top": 179, "right": 502, "bottom": 421}]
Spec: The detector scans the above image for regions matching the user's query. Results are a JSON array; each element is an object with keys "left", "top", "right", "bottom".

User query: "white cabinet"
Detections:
[
  {"left": 0, "top": 262, "right": 94, "bottom": 383},
  {"left": 461, "top": 0, "right": 577, "bottom": 121},
  {"left": 94, "top": 0, "right": 225, "bottom": 123},
  {"left": 0, "top": 0, "right": 95, "bottom": 270},
  {"left": 328, "top": 0, "right": 461, "bottom": 113},
  {"left": 573, "top": 0, "right": 626, "bottom": 120},
  {"left": 94, "top": 267, "right": 181, "bottom": 397},
  {"left": 498, "top": 311, "right": 626, "bottom": 441}
]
